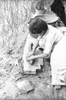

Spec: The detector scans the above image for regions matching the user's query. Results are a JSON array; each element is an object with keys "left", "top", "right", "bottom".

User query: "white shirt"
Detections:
[{"left": 38, "top": 25, "right": 64, "bottom": 54}]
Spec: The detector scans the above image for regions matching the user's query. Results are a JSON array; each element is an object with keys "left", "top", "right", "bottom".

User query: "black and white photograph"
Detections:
[{"left": 0, "top": 0, "right": 66, "bottom": 100}]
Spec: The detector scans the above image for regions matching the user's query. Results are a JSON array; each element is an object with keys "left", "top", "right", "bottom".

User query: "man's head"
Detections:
[{"left": 29, "top": 17, "right": 48, "bottom": 38}]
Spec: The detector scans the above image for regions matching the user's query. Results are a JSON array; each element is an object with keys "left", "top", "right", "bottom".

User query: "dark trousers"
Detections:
[
  {"left": 56, "top": 8, "right": 66, "bottom": 26},
  {"left": 51, "top": 7, "right": 66, "bottom": 26}
]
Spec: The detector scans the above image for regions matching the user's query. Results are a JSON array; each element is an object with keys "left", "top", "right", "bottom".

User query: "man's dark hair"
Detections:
[{"left": 29, "top": 17, "right": 48, "bottom": 34}]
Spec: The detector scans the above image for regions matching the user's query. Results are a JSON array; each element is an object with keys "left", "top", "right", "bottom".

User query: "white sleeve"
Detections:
[
  {"left": 43, "top": 31, "right": 63, "bottom": 54},
  {"left": 43, "top": 36, "right": 54, "bottom": 54}
]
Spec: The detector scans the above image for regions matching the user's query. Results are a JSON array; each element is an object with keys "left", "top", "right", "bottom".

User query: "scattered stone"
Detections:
[{"left": 16, "top": 79, "right": 34, "bottom": 94}]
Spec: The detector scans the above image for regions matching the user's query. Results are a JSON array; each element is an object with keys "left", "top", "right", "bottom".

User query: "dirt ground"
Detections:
[
  {"left": 0, "top": 0, "right": 66, "bottom": 100},
  {"left": 16, "top": 61, "right": 66, "bottom": 100},
  {"left": 10, "top": 60, "right": 66, "bottom": 100},
  {"left": 16, "top": 61, "right": 51, "bottom": 100}
]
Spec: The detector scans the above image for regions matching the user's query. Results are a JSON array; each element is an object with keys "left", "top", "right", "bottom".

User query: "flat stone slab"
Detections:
[{"left": 16, "top": 79, "right": 34, "bottom": 94}]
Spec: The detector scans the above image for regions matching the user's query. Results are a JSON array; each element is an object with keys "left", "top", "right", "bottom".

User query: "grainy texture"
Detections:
[
  {"left": 0, "top": 0, "right": 66, "bottom": 99},
  {"left": 0, "top": 0, "right": 33, "bottom": 98}
]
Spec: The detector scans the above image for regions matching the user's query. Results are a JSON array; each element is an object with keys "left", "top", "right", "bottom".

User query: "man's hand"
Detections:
[
  {"left": 29, "top": 60, "right": 34, "bottom": 65},
  {"left": 27, "top": 51, "right": 34, "bottom": 57}
]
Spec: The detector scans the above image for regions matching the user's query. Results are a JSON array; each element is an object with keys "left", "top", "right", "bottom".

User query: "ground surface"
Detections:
[{"left": 0, "top": 0, "right": 66, "bottom": 100}]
